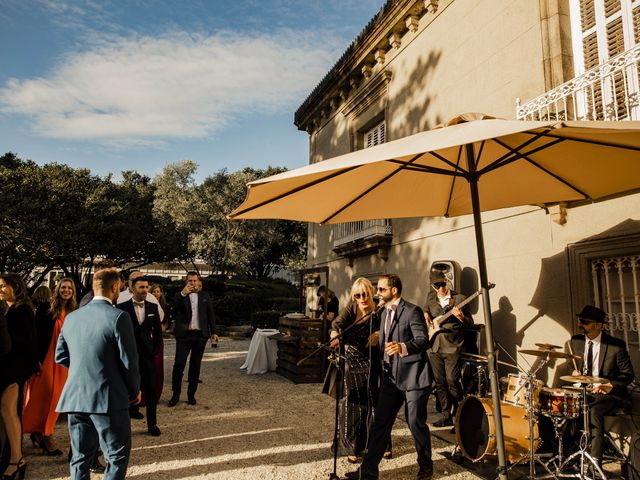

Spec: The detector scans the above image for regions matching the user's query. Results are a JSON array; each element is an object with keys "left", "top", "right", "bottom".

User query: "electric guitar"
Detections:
[{"left": 427, "top": 283, "right": 495, "bottom": 341}]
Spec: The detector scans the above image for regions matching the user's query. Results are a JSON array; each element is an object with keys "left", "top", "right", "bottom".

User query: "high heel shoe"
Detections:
[{"left": 2, "top": 457, "right": 27, "bottom": 480}]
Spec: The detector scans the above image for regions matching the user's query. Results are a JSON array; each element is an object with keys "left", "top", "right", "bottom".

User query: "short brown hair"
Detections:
[{"left": 93, "top": 268, "right": 121, "bottom": 294}]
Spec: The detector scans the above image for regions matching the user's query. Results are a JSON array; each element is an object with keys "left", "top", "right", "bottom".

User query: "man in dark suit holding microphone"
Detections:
[
  {"left": 55, "top": 268, "right": 140, "bottom": 480},
  {"left": 168, "top": 271, "right": 217, "bottom": 407},
  {"left": 347, "top": 273, "right": 433, "bottom": 480}
]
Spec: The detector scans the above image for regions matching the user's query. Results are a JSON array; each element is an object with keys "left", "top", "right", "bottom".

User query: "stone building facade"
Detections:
[{"left": 295, "top": 0, "right": 640, "bottom": 380}]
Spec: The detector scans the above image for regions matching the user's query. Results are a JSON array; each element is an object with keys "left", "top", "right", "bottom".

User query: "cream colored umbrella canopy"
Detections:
[
  {"left": 229, "top": 115, "right": 640, "bottom": 223},
  {"left": 229, "top": 114, "right": 640, "bottom": 478}
]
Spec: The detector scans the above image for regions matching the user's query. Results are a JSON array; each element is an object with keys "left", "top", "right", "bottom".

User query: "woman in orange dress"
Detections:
[{"left": 22, "top": 278, "right": 77, "bottom": 456}]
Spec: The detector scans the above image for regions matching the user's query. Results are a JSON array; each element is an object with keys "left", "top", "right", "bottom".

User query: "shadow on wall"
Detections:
[{"left": 391, "top": 50, "right": 444, "bottom": 139}]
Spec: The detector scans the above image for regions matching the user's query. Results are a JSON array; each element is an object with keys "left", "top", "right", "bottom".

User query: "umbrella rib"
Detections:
[
  {"left": 230, "top": 165, "right": 361, "bottom": 217},
  {"left": 425, "top": 150, "right": 469, "bottom": 173},
  {"left": 480, "top": 137, "right": 564, "bottom": 175},
  {"left": 444, "top": 145, "right": 464, "bottom": 216},
  {"left": 385, "top": 160, "right": 462, "bottom": 176},
  {"left": 320, "top": 153, "right": 423, "bottom": 224},
  {"left": 524, "top": 131, "right": 640, "bottom": 152},
  {"left": 491, "top": 137, "right": 591, "bottom": 199},
  {"left": 478, "top": 130, "right": 555, "bottom": 175}
]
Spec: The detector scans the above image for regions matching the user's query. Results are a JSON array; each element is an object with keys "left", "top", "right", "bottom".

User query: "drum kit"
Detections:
[{"left": 457, "top": 345, "right": 611, "bottom": 479}]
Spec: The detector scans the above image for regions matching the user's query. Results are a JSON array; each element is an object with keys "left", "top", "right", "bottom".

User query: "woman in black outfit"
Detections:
[
  {"left": 329, "top": 277, "right": 390, "bottom": 463},
  {"left": 0, "top": 273, "right": 37, "bottom": 480}
]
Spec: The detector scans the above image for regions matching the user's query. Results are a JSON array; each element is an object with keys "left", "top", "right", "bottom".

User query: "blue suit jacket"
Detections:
[
  {"left": 380, "top": 298, "right": 431, "bottom": 391},
  {"left": 55, "top": 298, "right": 140, "bottom": 414}
]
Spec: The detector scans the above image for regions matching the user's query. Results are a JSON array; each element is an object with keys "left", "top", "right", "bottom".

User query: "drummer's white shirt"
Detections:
[{"left": 584, "top": 331, "right": 602, "bottom": 378}]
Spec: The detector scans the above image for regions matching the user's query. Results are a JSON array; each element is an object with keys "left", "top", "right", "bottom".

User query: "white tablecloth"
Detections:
[{"left": 240, "top": 328, "right": 279, "bottom": 374}]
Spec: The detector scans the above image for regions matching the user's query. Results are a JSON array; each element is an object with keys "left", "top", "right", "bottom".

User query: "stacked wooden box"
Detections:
[{"left": 276, "top": 314, "right": 324, "bottom": 383}]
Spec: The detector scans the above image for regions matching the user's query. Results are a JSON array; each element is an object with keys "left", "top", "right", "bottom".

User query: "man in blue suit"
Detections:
[
  {"left": 56, "top": 268, "right": 141, "bottom": 480},
  {"left": 347, "top": 274, "right": 433, "bottom": 480}
]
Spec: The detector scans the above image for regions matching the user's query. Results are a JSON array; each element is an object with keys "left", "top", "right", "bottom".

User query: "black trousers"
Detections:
[
  {"left": 428, "top": 350, "right": 462, "bottom": 418},
  {"left": 131, "top": 359, "right": 157, "bottom": 428},
  {"left": 171, "top": 331, "right": 207, "bottom": 397},
  {"left": 360, "top": 375, "right": 432, "bottom": 477},
  {"left": 628, "top": 389, "right": 640, "bottom": 480},
  {"left": 588, "top": 393, "right": 619, "bottom": 462}
]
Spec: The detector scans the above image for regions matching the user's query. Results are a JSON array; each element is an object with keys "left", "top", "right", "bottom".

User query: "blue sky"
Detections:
[{"left": 0, "top": 0, "right": 385, "bottom": 180}]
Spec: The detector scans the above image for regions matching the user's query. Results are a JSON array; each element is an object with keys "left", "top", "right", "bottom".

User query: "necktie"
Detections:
[
  {"left": 384, "top": 306, "right": 395, "bottom": 364},
  {"left": 585, "top": 340, "right": 593, "bottom": 376}
]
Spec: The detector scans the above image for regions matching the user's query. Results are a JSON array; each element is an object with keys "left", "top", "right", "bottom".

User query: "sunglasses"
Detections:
[
  {"left": 353, "top": 292, "right": 368, "bottom": 300},
  {"left": 433, "top": 282, "right": 447, "bottom": 289}
]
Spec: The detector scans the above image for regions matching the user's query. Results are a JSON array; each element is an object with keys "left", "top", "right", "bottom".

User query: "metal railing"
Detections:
[
  {"left": 517, "top": 44, "right": 640, "bottom": 121},
  {"left": 333, "top": 219, "right": 392, "bottom": 248}
]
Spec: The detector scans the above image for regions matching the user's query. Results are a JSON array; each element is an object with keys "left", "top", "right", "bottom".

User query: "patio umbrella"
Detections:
[{"left": 229, "top": 113, "right": 640, "bottom": 477}]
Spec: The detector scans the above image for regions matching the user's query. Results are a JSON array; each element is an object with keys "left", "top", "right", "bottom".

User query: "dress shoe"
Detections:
[
  {"left": 90, "top": 457, "right": 105, "bottom": 474},
  {"left": 147, "top": 425, "right": 161, "bottom": 436},
  {"left": 433, "top": 416, "right": 453, "bottom": 427},
  {"left": 416, "top": 464, "right": 434, "bottom": 480},
  {"left": 129, "top": 408, "right": 145, "bottom": 419},
  {"left": 344, "top": 469, "right": 378, "bottom": 480},
  {"left": 168, "top": 394, "right": 180, "bottom": 407},
  {"left": 187, "top": 395, "right": 197, "bottom": 405}
]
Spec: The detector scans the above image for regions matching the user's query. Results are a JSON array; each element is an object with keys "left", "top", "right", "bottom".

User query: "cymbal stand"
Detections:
[
  {"left": 507, "top": 356, "right": 558, "bottom": 479},
  {"left": 557, "top": 383, "right": 607, "bottom": 479},
  {"left": 544, "top": 416, "right": 568, "bottom": 474}
]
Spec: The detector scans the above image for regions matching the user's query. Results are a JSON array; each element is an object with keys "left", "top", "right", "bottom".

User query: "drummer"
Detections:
[{"left": 568, "top": 305, "right": 635, "bottom": 466}]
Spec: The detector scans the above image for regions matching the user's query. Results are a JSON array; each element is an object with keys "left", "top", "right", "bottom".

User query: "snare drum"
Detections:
[
  {"left": 538, "top": 387, "right": 581, "bottom": 418},
  {"left": 456, "top": 396, "right": 539, "bottom": 462},
  {"left": 503, "top": 373, "right": 542, "bottom": 408}
]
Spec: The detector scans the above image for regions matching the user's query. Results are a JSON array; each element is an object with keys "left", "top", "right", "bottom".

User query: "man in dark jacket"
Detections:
[
  {"left": 118, "top": 276, "right": 162, "bottom": 436},
  {"left": 423, "top": 270, "right": 473, "bottom": 427},
  {"left": 168, "top": 272, "right": 217, "bottom": 407},
  {"left": 569, "top": 304, "right": 634, "bottom": 465}
]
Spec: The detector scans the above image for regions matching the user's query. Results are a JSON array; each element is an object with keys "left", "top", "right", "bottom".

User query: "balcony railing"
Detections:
[
  {"left": 333, "top": 220, "right": 392, "bottom": 247},
  {"left": 332, "top": 219, "right": 393, "bottom": 263},
  {"left": 517, "top": 44, "right": 640, "bottom": 121}
]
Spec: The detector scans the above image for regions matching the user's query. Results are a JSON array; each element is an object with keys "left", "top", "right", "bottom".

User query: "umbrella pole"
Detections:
[{"left": 467, "top": 144, "right": 508, "bottom": 479}]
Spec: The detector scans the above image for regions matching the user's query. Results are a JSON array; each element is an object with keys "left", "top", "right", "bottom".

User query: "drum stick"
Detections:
[{"left": 567, "top": 342, "right": 579, "bottom": 372}]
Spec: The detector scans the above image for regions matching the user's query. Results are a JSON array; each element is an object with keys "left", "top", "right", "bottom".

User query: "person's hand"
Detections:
[
  {"left": 330, "top": 338, "right": 340, "bottom": 349},
  {"left": 367, "top": 331, "right": 379, "bottom": 346},
  {"left": 210, "top": 334, "right": 219, "bottom": 348},
  {"left": 131, "top": 391, "right": 142, "bottom": 405},
  {"left": 592, "top": 382, "right": 613, "bottom": 394},
  {"left": 572, "top": 369, "right": 581, "bottom": 376},
  {"left": 453, "top": 306, "right": 464, "bottom": 321},
  {"left": 181, "top": 285, "right": 193, "bottom": 295},
  {"left": 385, "top": 341, "right": 402, "bottom": 356}
]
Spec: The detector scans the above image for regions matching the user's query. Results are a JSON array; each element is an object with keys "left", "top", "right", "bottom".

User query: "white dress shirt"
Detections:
[{"left": 117, "top": 290, "right": 164, "bottom": 322}]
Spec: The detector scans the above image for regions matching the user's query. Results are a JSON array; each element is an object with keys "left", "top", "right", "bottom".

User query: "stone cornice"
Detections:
[{"left": 341, "top": 70, "right": 393, "bottom": 119}]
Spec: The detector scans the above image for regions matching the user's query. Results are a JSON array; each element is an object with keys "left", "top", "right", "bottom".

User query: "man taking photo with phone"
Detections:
[{"left": 168, "top": 272, "right": 217, "bottom": 407}]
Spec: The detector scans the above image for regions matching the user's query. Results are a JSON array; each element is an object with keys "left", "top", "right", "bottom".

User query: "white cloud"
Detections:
[{"left": 0, "top": 30, "right": 339, "bottom": 143}]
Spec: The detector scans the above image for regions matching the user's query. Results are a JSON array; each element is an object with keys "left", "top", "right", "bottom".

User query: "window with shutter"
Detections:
[{"left": 571, "top": 0, "right": 640, "bottom": 119}]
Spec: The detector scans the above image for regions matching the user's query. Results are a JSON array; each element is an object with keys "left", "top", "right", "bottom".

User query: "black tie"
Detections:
[{"left": 585, "top": 340, "right": 593, "bottom": 376}]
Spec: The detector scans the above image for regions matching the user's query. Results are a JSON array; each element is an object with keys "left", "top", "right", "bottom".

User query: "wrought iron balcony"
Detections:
[
  {"left": 332, "top": 219, "right": 393, "bottom": 263},
  {"left": 517, "top": 44, "right": 640, "bottom": 121}
]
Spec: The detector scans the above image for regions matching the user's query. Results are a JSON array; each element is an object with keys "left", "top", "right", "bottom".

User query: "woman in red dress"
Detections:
[{"left": 22, "top": 278, "right": 77, "bottom": 456}]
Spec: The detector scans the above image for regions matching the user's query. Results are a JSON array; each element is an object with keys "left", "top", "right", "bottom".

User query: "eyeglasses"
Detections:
[
  {"left": 377, "top": 287, "right": 389, "bottom": 292},
  {"left": 353, "top": 292, "right": 368, "bottom": 300},
  {"left": 433, "top": 282, "right": 447, "bottom": 289}
]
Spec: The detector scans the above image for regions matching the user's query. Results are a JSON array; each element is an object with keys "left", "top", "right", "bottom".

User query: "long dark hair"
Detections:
[
  {"left": 0, "top": 273, "right": 33, "bottom": 310},
  {"left": 50, "top": 277, "right": 78, "bottom": 319}
]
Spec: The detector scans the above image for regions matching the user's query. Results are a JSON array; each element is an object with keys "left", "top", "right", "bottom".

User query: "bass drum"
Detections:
[{"left": 456, "top": 396, "right": 539, "bottom": 462}]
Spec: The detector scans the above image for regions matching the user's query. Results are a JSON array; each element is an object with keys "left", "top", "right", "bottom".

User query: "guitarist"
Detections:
[{"left": 423, "top": 271, "right": 473, "bottom": 428}]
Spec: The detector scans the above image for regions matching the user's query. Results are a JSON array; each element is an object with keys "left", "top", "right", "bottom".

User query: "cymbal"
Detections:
[
  {"left": 519, "top": 349, "right": 580, "bottom": 360},
  {"left": 461, "top": 352, "right": 517, "bottom": 369},
  {"left": 559, "top": 374, "right": 608, "bottom": 384},
  {"left": 535, "top": 343, "right": 562, "bottom": 350}
]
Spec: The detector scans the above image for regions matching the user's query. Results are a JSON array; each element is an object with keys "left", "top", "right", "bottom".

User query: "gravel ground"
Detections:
[{"left": 25, "top": 336, "right": 483, "bottom": 480}]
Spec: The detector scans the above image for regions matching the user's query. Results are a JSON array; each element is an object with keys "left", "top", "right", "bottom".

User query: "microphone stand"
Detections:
[{"left": 297, "top": 306, "right": 382, "bottom": 480}]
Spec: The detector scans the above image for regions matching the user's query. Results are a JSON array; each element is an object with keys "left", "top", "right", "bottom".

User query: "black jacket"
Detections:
[
  {"left": 118, "top": 299, "right": 162, "bottom": 364},
  {"left": 172, "top": 291, "right": 215, "bottom": 339}
]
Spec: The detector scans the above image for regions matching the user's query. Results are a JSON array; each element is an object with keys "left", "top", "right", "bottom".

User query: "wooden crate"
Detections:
[{"left": 276, "top": 315, "right": 324, "bottom": 384}]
